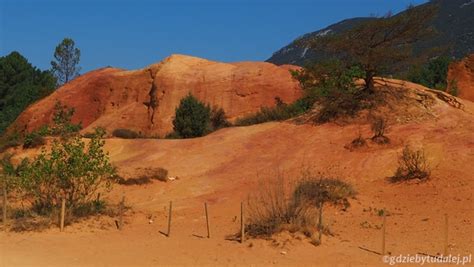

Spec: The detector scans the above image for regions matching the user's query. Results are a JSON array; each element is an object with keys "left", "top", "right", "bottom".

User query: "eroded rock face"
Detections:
[
  {"left": 11, "top": 54, "right": 302, "bottom": 136},
  {"left": 448, "top": 54, "right": 474, "bottom": 102}
]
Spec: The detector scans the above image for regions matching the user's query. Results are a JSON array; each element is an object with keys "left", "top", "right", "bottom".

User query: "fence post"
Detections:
[
  {"left": 444, "top": 213, "right": 449, "bottom": 255},
  {"left": 240, "top": 202, "right": 245, "bottom": 243},
  {"left": 318, "top": 202, "right": 323, "bottom": 244},
  {"left": 116, "top": 195, "right": 125, "bottom": 230},
  {"left": 382, "top": 213, "right": 387, "bottom": 255},
  {"left": 205, "top": 202, "right": 210, "bottom": 238},
  {"left": 60, "top": 198, "right": 66, "bottom": 232},
  {"left": 167, "top": 201, "right": 172, "bottom": 237},
  {"left": 2, "top": 181, "right": 7, "bottom": 230}
]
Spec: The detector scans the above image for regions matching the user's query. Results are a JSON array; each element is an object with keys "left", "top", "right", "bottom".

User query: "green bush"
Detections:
[
  {"left": 18, "top": 127, "right": 116, "bottom": 213},
  {"left": 407, "top": 56, "right": 452, "bottom": 90},
  {"left": 235, "top": 96, "right": 313, "bottom": 126},
  {"left": 49, "top": 101, "right": 82, "bottom": 137},
  {"left": 112, "top": 128, "right": 139, "bottom": 139},
  {"left": 172, "top": 94, "right": 211, "bottom": 138},
  {"left": 23, "top": 132, "right": 46, "bottom": 149},
  {"left": 293, "top": 60, "right": 369, "bottom": 123},
  {"left": 164, "top": 131, "right": 182, "bottom": 139}
]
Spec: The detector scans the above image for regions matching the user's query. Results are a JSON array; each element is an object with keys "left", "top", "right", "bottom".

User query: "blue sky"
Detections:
[{"left": 1, "top": 0, "right": 427, "bottom": 72}]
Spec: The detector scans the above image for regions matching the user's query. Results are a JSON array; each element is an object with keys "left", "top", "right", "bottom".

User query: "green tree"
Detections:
[
  {"left": 19, "top": 128, "right": 115, "bottom": 213},
  {"left": 0, "top": 52, "right": 56, "bottom": 134},
  {"left": 304, "top": 5, "right": 437, "bottom": 93},
  {"left": 51, "top": 38, "right": 81, "bottom": 86},
  {"left": 172, "top": 94, "right": 211, "bottom": 138},
  {"left": 408, "top": 56, "right": 452, "bottom": 90}
]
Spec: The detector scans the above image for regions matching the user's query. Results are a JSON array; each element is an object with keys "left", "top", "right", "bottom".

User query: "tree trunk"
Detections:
[{"left": 364, "top": 70, "right": 376, "bottom": 94}]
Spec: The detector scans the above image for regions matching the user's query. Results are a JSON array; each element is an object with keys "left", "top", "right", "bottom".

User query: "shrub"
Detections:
[
  {"left": 293, "top": 178, "right": 356, "bottom": 207},
  {"left": 391, "top": 145, "right": 430, "bottom": 182},
  {"left": 244, "top": 173, "right": 355, "bottom": 240},
  {"left": 116, "top": 167, "right": 168, "bottom": 185},
  {"left": 150, "top": 167, "right": 168, "bottom": 182},
  {"left": 112, "top": 128, "right": 139, "bottom": 139},
  {"left": 83, "top": 127, "right": 106, "bottom": 139},
  {"left": 370, "top": 116, "right": 390, "bottom": 144},
  {"left": 210, "top": 106, "right": 231, "bottom": 130},
  {"left": 172, "top": 94, "right": 211, "bottom": 138},
  {"left": 315, "top": 88, "right": 364, "bottom": 123},
  {"left": 235, "top": 97, "right": 312, "bottom": 126},
  {"left": 50, "top": 101, "right": 82, "bottom": 137},
  {"left": 164, "top": 131, "right": 182, "bottom": 139},
  {"left": 407, "top": 56, "right": 452, "bottom": 90},
  {"left": 23, "top": 132, "right": 46, "bottom": 149},
  {"left": 117, "top": 176, "right": 152, "bottom": 186},
  {"left": 245, "top": 176, "right": 315, "bottom": 238},
  {"left": 293, "top": 60, "right": 369, "bottom": 124},
  {"left": 0, "top": 132, "right": 21, "bottom": 152},
  {"left": 348, "top": 134, "right": 367, "bottom": 150},
  {"left": 18, "top": 127, "right": 116, "bottom": 213}
]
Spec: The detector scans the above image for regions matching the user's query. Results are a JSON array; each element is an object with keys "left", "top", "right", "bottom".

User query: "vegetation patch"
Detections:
[
  {"left": 235, "top": 96, "right": 314, "bottom": 126},
  {"left": 391, "top": 145, "right": 430, "bottom": 182},
  {"left": 370, "top": 116, "right": 390, "bottom": 144},
  {"left": 112, "top": 128, "right": 140, "bottom": 139},
  {"left": 244, "top": 173, "right": 355, "bottom": 243}
]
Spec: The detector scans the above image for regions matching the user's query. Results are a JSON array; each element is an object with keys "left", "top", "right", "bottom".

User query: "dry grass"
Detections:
[
  {"left": 244, "top": 171, "right": 355, "bottom": 243},
  {"left": 391, "top": 145, "right": 430, "bottom": 182}
]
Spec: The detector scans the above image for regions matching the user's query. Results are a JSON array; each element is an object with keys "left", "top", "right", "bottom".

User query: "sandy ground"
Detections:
[{"left": 1, "top": 98, "right": 474, "bottom": 266}]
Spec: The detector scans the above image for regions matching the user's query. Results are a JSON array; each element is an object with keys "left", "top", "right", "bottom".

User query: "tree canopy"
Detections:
[
  {"left": 304, "top": 5, "right": 438, "bottom": 93},
  {"left": 51, "top": 38, "right": 81, "bottom": 86},
  {"left": 0, "top": 51, "right": 56, "bottom": 134}
]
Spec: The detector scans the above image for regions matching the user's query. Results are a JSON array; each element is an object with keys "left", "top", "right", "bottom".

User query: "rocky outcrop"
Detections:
[
  {"left": 11, "top": 54, "right": 302, "bottom": 136},
  {"left": 448, "top": 54, "right": 474, "bottom": 102}
]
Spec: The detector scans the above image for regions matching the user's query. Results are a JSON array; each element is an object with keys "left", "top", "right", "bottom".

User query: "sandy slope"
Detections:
[{"left": 1, "top": 89, "right": 474, "bottom": 266}]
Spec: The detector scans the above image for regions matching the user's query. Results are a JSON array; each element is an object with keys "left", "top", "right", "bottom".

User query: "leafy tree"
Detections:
[
  {"left": 172, "top": 94, "right": 211, "bottom": 138},
  {"left": 407, "top": 56, "right": 452, "bottom": 90},
  {"left": 304, "top": 5, "right": 437, "bottom": 93},
  {"left": 51, "top": 38, "right": 81, "bottom": 86},
  {"left": 18, "top": 128, "right": 115, "bottom": 213},
  {"left": 0, "top": 52, "right": 56, "bottom": 134}
]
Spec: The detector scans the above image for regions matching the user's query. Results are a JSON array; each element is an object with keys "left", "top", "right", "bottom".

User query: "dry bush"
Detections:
[
  {"left": 370, "top": 116, "right": 390, "bottom": 144},
  {"left": 391, "top": 145, "right": 430, "bottom": 182},
  {"left": 293, "top": 178, "right": 356, "bottom": 208},
  {"left": 117, "top": 176, "right": 152, "bottom": 185},
  {"left": 245, "top": 172, "right": 355, "bottom": 241},
  {"left": 150, "top": 167, "right": 168, "bottom": 182},
  {"left": 116, "top": 167, "right": 168, "bottom": 185},
  {"left": 348, "top": 133, "right": 367, "bottom": 150},
  {"left": 245, "top": 175, "right": 315, "bottom": 239},
  {"left": 112, "top": 128, "right": 139, "bottom": 139}
]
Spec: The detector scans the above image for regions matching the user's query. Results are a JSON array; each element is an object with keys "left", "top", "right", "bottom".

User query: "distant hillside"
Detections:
[{"left": 267, "top": 0, "right": 474, "bottom": 66}]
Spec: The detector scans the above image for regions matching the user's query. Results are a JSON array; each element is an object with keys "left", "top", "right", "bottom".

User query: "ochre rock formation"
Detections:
[
  {"left": 448, "top": 54, "right": 474, "bottom": 102},
  {"left": 11, "top": 54, "right": 302, "bottom": 136}
]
